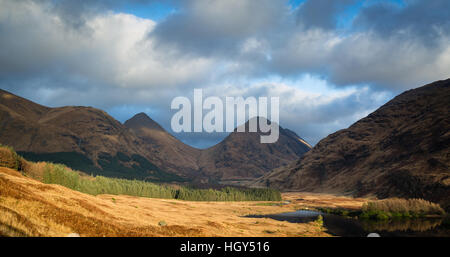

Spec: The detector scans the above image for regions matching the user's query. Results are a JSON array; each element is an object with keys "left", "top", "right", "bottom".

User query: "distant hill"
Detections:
[
  {"left": 125, "top": 114, "right": 311, "bottom": 184},
  {"left": 0, "top": 89, "right": 183, "bottom": 182},
  {"left": 0, "top": 89, "right": 311, "bottom": 183},
  {"left": 124, "top": 113, "right": 202, "bottom": 179},
  {"left": 198, "top": 117, "right": 311, "bottom": 183},
  {"left": 252, "top": 79, "right": 450, "bottom": 210}
]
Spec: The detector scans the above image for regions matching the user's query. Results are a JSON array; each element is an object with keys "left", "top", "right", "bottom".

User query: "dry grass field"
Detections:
[
  {"left": 0, "top": 166, "right": 358, "bottom": 237},
  {"left": 282, "top": 192, "right": 371, "bottom": 210}
]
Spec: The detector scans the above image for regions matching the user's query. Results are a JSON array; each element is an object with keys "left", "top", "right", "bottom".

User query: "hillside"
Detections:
[
  {"left": 0, "top": 89, "right": 311, "bottom": 183},
  {"left": 0, "top": 165, "right": 327, "bottom": 237},
  {"left": 124, "top": 113, "right": 202, "bottom": 179},
  {"left": 252, "top": 79, "right": 450, "bottom": 210},
  {"left": 126, "top": 114, "right": 311, "bottom": 183},
  {"left": 0, "top": 89, "right": 182, "bottom": 182},
  {"left": 199, "top": 117, "right": 311, "bottom": 182}
]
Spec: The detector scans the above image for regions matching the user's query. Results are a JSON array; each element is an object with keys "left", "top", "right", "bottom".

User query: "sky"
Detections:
[{"left": 0, "top": 0, "right": 449, "bottom": 148}]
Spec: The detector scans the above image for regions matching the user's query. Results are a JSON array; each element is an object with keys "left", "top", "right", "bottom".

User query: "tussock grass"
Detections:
[{"left": 361, "top": 198, "right": 445, "bottom": 219}]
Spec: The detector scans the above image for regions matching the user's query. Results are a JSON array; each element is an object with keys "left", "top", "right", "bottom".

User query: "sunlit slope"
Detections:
[
  {"left": 0, "top": 167, "right": 329, "bottom": 237},
  {"left": 253, "top": 79, "right": 450, "bottom": 210}
]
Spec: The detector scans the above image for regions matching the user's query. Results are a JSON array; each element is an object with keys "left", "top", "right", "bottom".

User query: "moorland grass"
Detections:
[
  {"left": 360, "top": 198, "right": 445, "bottom": 219},
  {"left": 0, "top": 145, "right": 281, "bottom": 201},
  {"left": 42, "top": 162, "right": 281, "bottom": 201}
]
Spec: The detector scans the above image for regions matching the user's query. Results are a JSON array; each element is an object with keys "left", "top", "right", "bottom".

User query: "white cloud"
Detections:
[
  {"left": 195, "top": 75, "right": 392, "bottom": 144},
  {"left": 1, "top": 0, "right": 448, "bottom": 148},
  {"left": 328, "top": 32, "right": 450, "bottom": 89},
  {"left": 0, "top": 0, "right": 217, "bottom": 91}
]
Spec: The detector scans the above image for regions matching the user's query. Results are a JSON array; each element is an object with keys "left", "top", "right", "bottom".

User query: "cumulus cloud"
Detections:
[
  {"left": 147, "top": 0, "right": 450, "bottom": 89},
  {"left": 0, "top": 0, "right": 449, "bottom": 148},
  {"left": 354, "top": 0, "right": 450, "bottom": 44},
  {"left": 270, "top": 27, "right": 450, "bottom": 89},
  {"left": 296, "top": 0, "right": 358, "bottom": 30},
  {"left": 0, "top": 0, "right": 216, "bottom": 103},
  {"left": 327, "top": 32, "right": 450, "bottom": 89},
  {"left": 149, "top": 0, "right": 287, "bottom": 57},
  {"left": 194, "top": 75, "right": 392, "bottom": 145}
]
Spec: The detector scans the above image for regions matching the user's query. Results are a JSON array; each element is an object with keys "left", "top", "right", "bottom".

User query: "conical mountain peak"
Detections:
[{"left": 124, "top": 112, "right": 165, "bottom": 132}]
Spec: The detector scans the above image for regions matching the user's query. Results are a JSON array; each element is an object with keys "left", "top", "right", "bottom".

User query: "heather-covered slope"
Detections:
[
  {"left": 126, "top": 114, "right": 311, "bottom": 183},
  {"left": 0, "top": 89, "right": 311, "bottom": 183},
  {"left": 0, "top": 89, "right": 181, "bottom": 182},
  {"left": 253, "top": 79, "right": 450, "bottom": 210},
  {"left": 199, "top": 117, "right": 311, "bottom": 182},
  {"left": 124, "top": 113, "right": 202, "bottom": 178}
]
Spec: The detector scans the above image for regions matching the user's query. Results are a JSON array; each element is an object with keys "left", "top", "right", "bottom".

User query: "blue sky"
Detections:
[
  {"left": 116, "top": 1, "right": 177, "bottom": 21},
  {"left": 118, "top": 0, "right": 372, "bottom": 25},
  {"left": 1, "top": 0, "right": 449, "bottom": 148},
  {"left": 117, "top": 1, "right": 406, "bottom": 29}
]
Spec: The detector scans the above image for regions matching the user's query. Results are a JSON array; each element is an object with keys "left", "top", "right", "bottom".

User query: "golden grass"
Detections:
[
  {"left": 282, "top": 192, "right": 370, "bottom": 210},
  {"left": 0, "top": 147, "right": 21, "bottom": 170},
  {"left": 0, "top": 167, "right": 331, "bottom": 237},
  {"left": 362, "top": 198, "right": 445, "bottom": 215}
]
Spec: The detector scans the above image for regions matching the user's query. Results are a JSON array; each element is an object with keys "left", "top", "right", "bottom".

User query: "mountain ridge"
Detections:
[
  {"left": 0, "top": 89, "right": 311, "bottom": 183},
  {"left": 252, "top": 78, "right": 450, "bottom": 210},
  {"left": 125, "top": 114, "right": 312, "bottom": 183},
  {"left": 197, "top": 116, "right": 311, "bottom": 182}
]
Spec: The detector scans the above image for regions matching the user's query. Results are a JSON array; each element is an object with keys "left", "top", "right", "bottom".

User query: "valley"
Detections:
[
  {"left": 0, "top": 89, "right": 311, "bottom": 184},
  {"left": 253, "top": 79, "right": 450, "bottom": 211},
  {"left": 0, "top": 166, "right": 331, "bottom": 237},
  {"left": 0, "top": 79, "right": 449, "bottom": 237}
]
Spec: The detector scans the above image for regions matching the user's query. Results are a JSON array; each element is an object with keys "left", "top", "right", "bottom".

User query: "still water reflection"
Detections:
[{"left": 247, "top": 210, "right": 449, "bottom": 237}]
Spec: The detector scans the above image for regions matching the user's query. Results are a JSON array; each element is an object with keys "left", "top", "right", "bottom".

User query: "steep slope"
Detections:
[
  {"left": 0, "top": 89, "right": 182, "bottom": 182},
  {"left": 0, "top": 166, "right": 329, "bottom": 237},
  {"left": 0, "top": 89, "right": 311, "bottom": 183},
  {"left": 198, "top": 117, "right": 311, "bottom": 182},
  {"left": 253, "top": 79, "right": 450, "bottom": 209},
  {"left": 124, "top": 113, "right": 201, "bottom": 178},
  {"left": 125, "top": 114, "right": 311, "bottom": 183}
]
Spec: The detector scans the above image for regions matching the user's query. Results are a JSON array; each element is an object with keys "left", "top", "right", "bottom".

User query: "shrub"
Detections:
[
  {"left": 315, "top": 215, "right": 324, "bottom": 226},
  {"left": 376, "top": 212, "right": 389, "bottom": 220},
  {"left": 0, "top": 145, "right": 23, "bottom": 171},
  {"left": 316, "top": 207, "right": 359, "bottom": 217},
  {"left": 391, "top": 212, "right": 403, "bottom": 219},
  {"left": 360, "top": 212, "right": 370, "bottom": 219}
]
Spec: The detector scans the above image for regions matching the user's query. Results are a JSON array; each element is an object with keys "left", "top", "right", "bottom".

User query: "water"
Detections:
[{"left": 247, "top": 210, "right": 450, "bottom": 237}]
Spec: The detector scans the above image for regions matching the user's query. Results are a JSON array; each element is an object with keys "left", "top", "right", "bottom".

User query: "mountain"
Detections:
[
  {"left": 0, "top": 89, "right": 311, "bottom": 183},
  {"left": 124, "top": 113, "right": 202, "bottom": 178},
  {"left": 0, "top": 89, "right": 182, "bottom": 182},
  {"left": 252, "top": 79, "right": 450, "bottom": 210},
  {"left": 126, "top": 114, "right": 311, "bottom": 183},
  {"left": 198, "top": 117, "right": 311, "bottom": 183}
]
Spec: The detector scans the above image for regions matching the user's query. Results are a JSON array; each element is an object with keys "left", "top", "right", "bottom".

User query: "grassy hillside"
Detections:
[
  {"left": 19, "top": 151, "right": 186, "bottom": 183},
  {"left": 2, "top": 145, "right": 282, "bottom": 201},
  {"left": 253, "top": 79, "right": 450, "bottom": 211},
  {"left": 0, "top": 165, "right": 326, "bottom": 237}
]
